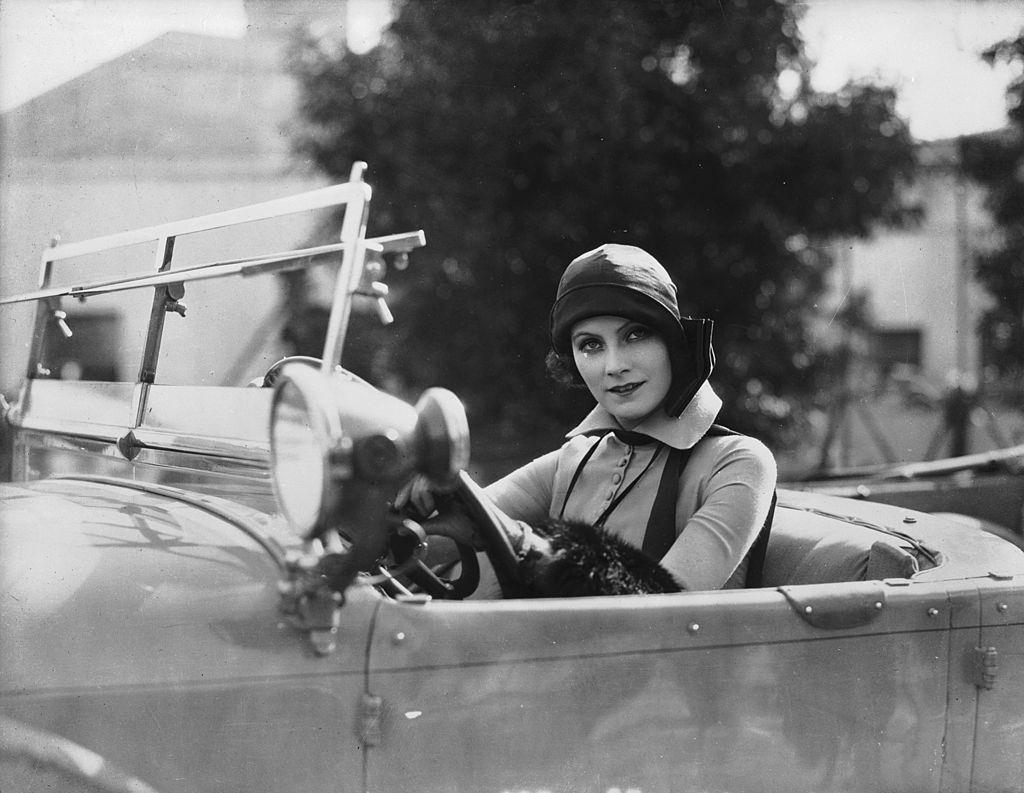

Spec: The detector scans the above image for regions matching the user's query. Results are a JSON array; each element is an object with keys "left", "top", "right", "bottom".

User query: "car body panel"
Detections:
[
  {"left": 0, "top": 477, "right": 373, "bottom": 793},
  {"left": 14, "top": 423, "right": 277, "bottom": 513},
  {"left": 973, "top": 580, "right": 1024, "bottom": 790},
  {"left": 365, "top": 588, "right": 956, "bottom": 792}
]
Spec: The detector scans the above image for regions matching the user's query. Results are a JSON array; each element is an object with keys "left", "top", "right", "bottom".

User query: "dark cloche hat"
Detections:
[{"left": 549, "top": 244, "right": 714, "bottom": 416}]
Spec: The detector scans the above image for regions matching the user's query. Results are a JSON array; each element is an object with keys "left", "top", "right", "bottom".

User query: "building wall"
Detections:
[
  {"left": 828, "top": 140, "right": 995, "bottom": 388},
  {"left": 0, "top": 4, "right": 349, "bottom": 396}
]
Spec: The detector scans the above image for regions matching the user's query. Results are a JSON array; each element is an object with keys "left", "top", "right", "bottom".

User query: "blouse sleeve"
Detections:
[
  {"left": 483, "top": 449, "right": 561, "bottom": 527},
  {"left": 659, "top": 435, "right": 777, "bottom": 591}
]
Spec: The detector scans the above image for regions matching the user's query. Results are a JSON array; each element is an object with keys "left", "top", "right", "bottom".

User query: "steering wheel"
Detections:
[
  {"left": 450, "top": 471, "right": 528, "bottom": 597},
  {"left": 259, "top": 355, "right": 322, "bottom": 388},
  {"left": 388, "top": 471, "right": 527, "bottom": 599},
  {"left": 387, "top": 529, "right": 481, "bottom": 599}
]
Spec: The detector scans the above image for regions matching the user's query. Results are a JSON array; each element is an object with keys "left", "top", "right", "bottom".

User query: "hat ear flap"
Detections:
[{"left": 666, "top": 318, "right": 715, "bottom": 417}]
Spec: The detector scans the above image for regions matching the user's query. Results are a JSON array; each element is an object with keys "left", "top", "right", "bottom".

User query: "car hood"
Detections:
[{"left": 0, "top": 477, "right": 319, "bottom": 694}]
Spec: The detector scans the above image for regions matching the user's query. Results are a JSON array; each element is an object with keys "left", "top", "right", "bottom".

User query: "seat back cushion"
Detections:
[{"left": 763, "top": 509, "right": 921, "bottom": 586}]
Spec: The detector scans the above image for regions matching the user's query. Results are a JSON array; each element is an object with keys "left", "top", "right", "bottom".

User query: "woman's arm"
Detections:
[
  {"left": 414, "top": 450, "right": 559, "bottom": 559},
  {"left": 659, "top": 436, "right": 777, "bottom": 591},
  {"left": 482, "top": 448, "right": 561, "bottom": 525}
]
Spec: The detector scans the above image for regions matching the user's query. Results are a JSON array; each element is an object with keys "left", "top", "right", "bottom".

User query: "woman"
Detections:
[{"left": 420, "top": 243, "right": 777, "bottom": 595}]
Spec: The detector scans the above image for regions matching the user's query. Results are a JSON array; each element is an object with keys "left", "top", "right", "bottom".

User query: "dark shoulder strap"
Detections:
[
  {"left": 640, "top": 423, "right": 776, "bottom": 589},
  {"left": 743, "top": 492, "right": 775, "bottom": 588},
  {"left": 557, "top": 435, "right": 602, "bottom": 520},
  {"left": 641, "top": 445, "right": 691, "bottom": 558},
  {"left": 640, "top": 424, "right": 733, "bottom": 557}
]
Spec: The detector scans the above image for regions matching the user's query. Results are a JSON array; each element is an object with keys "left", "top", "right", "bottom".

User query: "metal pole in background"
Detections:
[
  {"left": 839, "top": 239, "right": 854, "bottom": 469},
  {"left": 954, "top": 171, "right": 971, "bottom": 385},
  {"left": 950, "top": 169, "right": 972, "bottom": 457}
]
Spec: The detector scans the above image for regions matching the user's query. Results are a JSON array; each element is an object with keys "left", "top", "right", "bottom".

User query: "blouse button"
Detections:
[
  {"left": 617, "top": 457, "right": 628, "bottom": 467},
  {"left": 608, "top": 489, "right": 617, "bottom": 499},
  {"left": 611, "top": 473, "right": 622, "bottom": 484}
]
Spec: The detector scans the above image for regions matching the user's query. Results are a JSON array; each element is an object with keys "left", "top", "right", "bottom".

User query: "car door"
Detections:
[{"left": 363, "top": 582, "right": 958, "bottom": 793}]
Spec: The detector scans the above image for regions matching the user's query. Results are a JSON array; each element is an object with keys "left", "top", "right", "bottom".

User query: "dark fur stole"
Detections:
[{"left": 520, "top": 518, "right": 681, "bottom": 597}]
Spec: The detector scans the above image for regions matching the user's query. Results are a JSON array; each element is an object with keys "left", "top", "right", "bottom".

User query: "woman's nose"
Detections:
[{"left": 604, "top": 343, "right": 629, "bottom": 375}]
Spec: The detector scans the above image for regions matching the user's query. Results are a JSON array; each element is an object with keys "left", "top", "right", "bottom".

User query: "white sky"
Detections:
[
  {"left": 1, "top": 0, "right": 1023, "bottom": 140},
  {"left": 801, "top": 0, "right": 1024, "bottom": 140},
  {"left": 0, "top": 0, "right": 248, "bottom": 111}
]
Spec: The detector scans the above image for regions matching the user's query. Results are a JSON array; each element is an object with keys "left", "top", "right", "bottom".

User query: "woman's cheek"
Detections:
[{"left": 575, "top": 357, "right": 602, "bottom": 395}]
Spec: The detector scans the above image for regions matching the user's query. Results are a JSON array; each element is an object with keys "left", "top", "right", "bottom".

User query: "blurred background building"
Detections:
[
  {"left": 0, "top": 0, "right": 343, "bottom": 392},
  {"left": 811, "top": 135, "right": 1012, "bottom": 471},
  {"left": 828, "top": 136, "right": 996, "bottom": 388}
]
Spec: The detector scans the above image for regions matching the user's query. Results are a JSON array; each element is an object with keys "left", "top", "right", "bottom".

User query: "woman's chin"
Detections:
[{"left": 604, "top": 402, "right": 659, "bottom": 429}]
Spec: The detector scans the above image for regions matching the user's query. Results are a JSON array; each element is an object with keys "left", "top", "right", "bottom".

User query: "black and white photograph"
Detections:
[{"left": 2, "top": 1, "right": 1024, "bottom": 791}]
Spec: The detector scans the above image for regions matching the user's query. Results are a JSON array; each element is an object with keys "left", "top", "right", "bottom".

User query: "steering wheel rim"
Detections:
[
  {"left": 260, "top": 355, "right": 322, "bottom": 388},
  {"left": 449, "top": 471, "right": 528, "bottom": 598}
]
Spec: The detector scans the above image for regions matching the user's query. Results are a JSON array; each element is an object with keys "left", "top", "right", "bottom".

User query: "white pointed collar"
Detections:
[{"left": 566, "top": 381, "right": 722, "bottom": 450}]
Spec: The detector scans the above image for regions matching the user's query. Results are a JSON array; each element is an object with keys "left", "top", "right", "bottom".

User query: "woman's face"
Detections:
[{"left": 571, "top": 315, "right": 672, "bottom": 429}]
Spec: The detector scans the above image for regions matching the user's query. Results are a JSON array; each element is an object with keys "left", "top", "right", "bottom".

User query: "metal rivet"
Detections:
[
  {"left": 997, "top": 603, "right": 1009, "bottom": 614},
  {"left": 688, "top": 622, "right": 700, "bottom": 633},
  {"left": 392, "top": 631, "right": 407, "bottom": 645},
  {"left": 804, "top": 605, "right": 813, "bottom": 614},
  {"left": 902, "top": 516, "right": 917, "bottom": 524},
  {"left": 927, "top": 608, "right": 940, "bottom": 617}
]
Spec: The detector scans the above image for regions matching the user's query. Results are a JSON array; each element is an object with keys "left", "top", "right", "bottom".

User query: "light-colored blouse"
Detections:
[{"left": 484, "top": 382, "right": 777, "bottom": 590}]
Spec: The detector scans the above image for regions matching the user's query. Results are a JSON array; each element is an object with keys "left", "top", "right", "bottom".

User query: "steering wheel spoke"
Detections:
[
  {"left": 404, "top": 547, "right": 480, "bottom": 599},
  {"left": 374, "top": 513, "right": 481, "bottom": 599}
]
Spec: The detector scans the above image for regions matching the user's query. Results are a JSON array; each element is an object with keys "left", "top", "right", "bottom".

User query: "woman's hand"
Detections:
[
  {"left": 396, "top": 474, "right": 487, "bottom": 547},
  {"left": 421, "top": 500, "right": 484, "bottom": 550},
  {"left": 393, "top": 474, "right": 439, "bottom": 521}
]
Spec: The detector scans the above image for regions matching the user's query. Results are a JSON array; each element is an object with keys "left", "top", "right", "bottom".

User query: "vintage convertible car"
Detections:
[{"left": 2, "top": 168, "right": 1023, "bottom": 793}]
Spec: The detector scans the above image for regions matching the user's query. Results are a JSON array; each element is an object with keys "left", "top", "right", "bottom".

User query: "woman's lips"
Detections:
[{"left": 607, "top": 382, "right": 643, "bottom": 396}]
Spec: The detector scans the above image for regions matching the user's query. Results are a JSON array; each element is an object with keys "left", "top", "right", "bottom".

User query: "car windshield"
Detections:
[{"left": 34, "top": 209, "right": 339, "bottom": 388}]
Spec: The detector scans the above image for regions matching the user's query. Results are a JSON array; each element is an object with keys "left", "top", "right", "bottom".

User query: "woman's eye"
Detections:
[
  {"left": 626, "top": 326, "right": 651, "bottom": 342},
  {"left": 577, "top": 338, "right": 601, "bottom": 354}
]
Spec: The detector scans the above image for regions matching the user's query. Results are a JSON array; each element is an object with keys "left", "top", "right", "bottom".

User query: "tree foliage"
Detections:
[
  {"left": 287, "top": 0, "right": 917, "bottom": 452},
  {"left": 960, "top": 31, "right": 1024, "bottom": 380}
]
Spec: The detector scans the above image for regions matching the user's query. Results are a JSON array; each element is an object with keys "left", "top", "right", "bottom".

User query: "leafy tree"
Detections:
[
  {"left": 286, "top": 0, "right": 917, "bottom": 458},
  {"left": 960, "top": 31, "right": 1024, "bottom": 383}
]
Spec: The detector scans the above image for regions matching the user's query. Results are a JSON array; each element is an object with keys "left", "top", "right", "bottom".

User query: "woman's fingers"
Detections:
[
  {"left": 423, "top": 503, "right": 482, "bottom": 548},
  {"left": 394, "top": 475, "right": 437, "bottom": 519}
]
